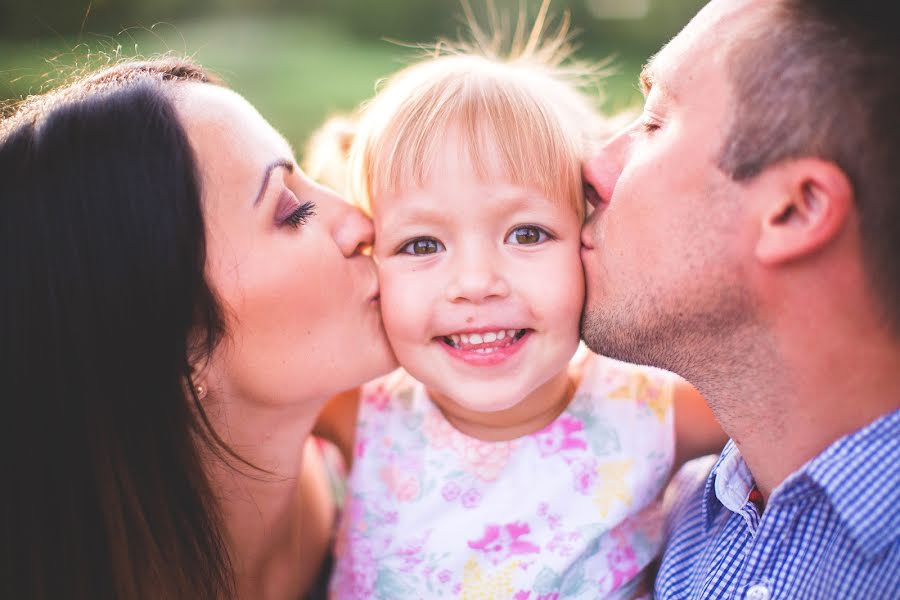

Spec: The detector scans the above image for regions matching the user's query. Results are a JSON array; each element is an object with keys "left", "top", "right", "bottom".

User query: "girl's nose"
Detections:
[{"left": 445, "top": 249, "right": 510, "bottom": 304}]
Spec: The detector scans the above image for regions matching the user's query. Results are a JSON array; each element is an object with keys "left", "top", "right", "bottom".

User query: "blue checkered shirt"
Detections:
[{"left": 656, "top": 408, "right": 900, "bottom": 600}]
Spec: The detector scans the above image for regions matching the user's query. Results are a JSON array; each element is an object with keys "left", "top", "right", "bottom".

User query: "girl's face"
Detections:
[
  {"left": 373, "top": 127, "right": 584, "bottom": 419},
  {"left": 176, "top": 84, "right": 395, "bottom": 409}
]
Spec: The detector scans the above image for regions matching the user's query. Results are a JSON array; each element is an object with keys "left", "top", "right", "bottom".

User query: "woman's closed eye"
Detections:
[
  {"left": 506, "top": 225, "right": 552, "bottom": 245},
  {"left": 398, "top": 237, "right": 445, "bottom": 256},
  {"left": 275, "top": 189, "right": 316, "bottom": 229}
]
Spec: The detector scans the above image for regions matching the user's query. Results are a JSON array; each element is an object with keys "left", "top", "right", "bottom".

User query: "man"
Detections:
[{"left": 580, "top": 0, "right": 899, "bottom": 598}]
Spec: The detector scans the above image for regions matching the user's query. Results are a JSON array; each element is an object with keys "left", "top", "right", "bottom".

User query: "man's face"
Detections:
[{"left": 580, "top": 0, "right": 763, "bottom": 372}]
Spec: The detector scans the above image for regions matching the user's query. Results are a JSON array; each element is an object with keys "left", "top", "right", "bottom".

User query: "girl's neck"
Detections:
[{"left": 429, "top": 368, "right": 577, "bottom": 441}]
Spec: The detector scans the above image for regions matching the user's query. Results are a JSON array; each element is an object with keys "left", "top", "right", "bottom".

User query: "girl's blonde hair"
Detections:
[
  {"left": 348, "top": 1, "right": 611, "bottom": 221},
  {"left": 302, "top": 114, "right": 357, "bottom": 196}
]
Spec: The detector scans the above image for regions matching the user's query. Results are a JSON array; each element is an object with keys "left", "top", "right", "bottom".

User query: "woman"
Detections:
[{"left": 0, "top": 58, "right": 395, "bottom": 598}]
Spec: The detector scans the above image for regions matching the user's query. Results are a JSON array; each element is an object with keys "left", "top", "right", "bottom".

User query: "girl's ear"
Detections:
[{"left": 755, "top": 159, "right": 853, "bottom": 266}]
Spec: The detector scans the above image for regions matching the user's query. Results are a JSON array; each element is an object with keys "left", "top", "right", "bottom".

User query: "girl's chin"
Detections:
[{"left": 430, "top": 385, "right": 525, "bottom": 415}]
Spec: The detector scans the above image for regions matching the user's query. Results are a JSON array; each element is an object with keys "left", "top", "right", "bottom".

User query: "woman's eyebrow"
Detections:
[{"left": 253, "top": 159, "right": 294, "bottom": 206}]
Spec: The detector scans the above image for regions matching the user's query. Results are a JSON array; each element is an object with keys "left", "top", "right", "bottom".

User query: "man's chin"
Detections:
[{"left": 580, "top": 307, "right": 652, "bottom": 366}]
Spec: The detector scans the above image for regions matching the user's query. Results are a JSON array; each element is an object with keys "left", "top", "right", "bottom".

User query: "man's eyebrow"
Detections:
[
  {"left": 639, "top": 61, "right": 676, "bottom": 103},
  {"left": 639, "top": 64, "right": 655, "bottom": 96},
  {"left": 253, "top": 159, "right": 294, "bottom": 206}
]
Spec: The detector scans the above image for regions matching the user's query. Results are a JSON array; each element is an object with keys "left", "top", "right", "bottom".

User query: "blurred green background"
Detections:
[{"left": 0, "top": 0, "right": 705, "bottom": 153}]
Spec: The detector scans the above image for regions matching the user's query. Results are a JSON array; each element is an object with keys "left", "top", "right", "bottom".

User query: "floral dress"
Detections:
[{"left": 330, "top": 351, "right": 676, "bottom": 599}]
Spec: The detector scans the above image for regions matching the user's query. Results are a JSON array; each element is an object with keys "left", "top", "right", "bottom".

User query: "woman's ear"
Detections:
[
  {"left": 188, "top": 360, "right": 209, "bottom": 400},
  {"left": 755, "top": 159, "right": 854, "bottom": 266}
]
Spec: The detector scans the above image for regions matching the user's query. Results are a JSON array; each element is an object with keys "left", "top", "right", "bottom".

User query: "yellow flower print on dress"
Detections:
[
  {"left": 609, "top": 373, "right": 671, "bottom": 422},
  {"left": 593, "top": 460, "right": 634, "bottom": 518},
  {"left": 461, "top": 556, "right": 521, "bottom": 600}
]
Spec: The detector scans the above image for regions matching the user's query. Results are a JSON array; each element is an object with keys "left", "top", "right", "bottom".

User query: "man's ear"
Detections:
[{"left": 755, "top": 159, "right": 854, "bottom": 266}]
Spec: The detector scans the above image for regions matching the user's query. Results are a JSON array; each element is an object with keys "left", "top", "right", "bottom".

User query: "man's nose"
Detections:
[{"left": 583, "top": 128, "right": 629, "bottom": 209}]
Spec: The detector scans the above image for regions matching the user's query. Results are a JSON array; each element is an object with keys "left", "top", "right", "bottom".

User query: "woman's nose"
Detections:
[{"left": 333, "top": 200, "right": 375, "bottom": 258}]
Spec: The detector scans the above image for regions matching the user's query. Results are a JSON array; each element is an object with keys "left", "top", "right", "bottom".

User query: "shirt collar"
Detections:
[
  {"left": 703, "top": 439, "right": 738, "bottom": 529},
  {"left": 804, "top": 408, "right": 900, "bottom": 557},
  {"left": 702, "top": 410, "right": 900, "bottom": 557}
]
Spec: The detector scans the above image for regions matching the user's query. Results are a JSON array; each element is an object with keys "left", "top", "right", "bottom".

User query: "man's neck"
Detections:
[{"left": 695, "top": 322, "right": 900, "bottom": 500}]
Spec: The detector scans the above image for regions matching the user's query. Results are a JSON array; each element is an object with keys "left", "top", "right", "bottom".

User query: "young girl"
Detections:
[{"left": 315, "top": 14, "right": 724, "bottom": 600}]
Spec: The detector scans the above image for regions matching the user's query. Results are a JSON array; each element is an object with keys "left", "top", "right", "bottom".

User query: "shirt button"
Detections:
[{"left": 745, "top": 583, "right": 771, "bottom": 600}]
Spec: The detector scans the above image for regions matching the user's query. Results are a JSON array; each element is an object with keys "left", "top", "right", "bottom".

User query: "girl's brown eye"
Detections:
[
  {"left": 506, "top": 225, "right": 549, "bottom": 245},
  {"left": 399, "top": 237, "right": 445, "bottom": 255}
]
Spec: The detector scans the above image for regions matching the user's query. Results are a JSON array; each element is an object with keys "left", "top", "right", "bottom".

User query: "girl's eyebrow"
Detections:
[
  {"left": 383, "top": 205, "right": 449, "bottom": 228},
  {"left": 253, "top": 159, "right": 294, "bottom": 206}
]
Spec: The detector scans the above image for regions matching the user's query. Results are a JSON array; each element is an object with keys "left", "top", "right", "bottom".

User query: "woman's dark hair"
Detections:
[{"left": 1, "top": 59, "right": 237, "bottom": 598}]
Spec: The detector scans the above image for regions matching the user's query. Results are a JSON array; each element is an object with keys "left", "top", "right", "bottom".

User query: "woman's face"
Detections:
[{"left": 175, "top": 84, "right": 395, "bottom": 407}]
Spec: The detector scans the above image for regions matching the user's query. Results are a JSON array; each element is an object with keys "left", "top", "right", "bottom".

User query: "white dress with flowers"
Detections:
[{"left": 330, "top": 352, "right": 676, "bottom": 600}]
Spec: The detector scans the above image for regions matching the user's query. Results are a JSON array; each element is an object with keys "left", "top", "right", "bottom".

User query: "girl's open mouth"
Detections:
[
  {"left": 437, "top": 328, "right": 532, "bottom": 365},
  {"left": 441, "top": 328, "right": 528, "bottom": 352}
]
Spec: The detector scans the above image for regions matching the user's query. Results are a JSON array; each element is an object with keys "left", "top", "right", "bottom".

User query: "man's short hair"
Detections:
[{"left": 717, "top": 0, "right": 900, "bottom": 332}]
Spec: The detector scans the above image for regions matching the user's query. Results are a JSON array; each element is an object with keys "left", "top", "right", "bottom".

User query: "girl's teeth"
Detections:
[{"left": 446, "top": 329, "right": 525, "bottom": 348}]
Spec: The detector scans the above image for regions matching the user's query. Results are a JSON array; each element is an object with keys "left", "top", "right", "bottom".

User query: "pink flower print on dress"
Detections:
[
  {"left": 532, "top": 415, "right": 588, "bottom": 457},
  {"left": 378, "top": 465, "right": 421, "bottom": 502},
  {"left": 603, "top": 542, "right": 640, "bottom": 592},
  {"left": 354, "top": 437, "right": 368, "bottom": 459},
  {"left": 363, "top": 384, "right": 391, "bottom": 411},
  {"left": 468, "top": 521, "right": 540, "bottom": 565},
  {"left": 424, "top": 411, "right": 517, "bottom": 481},
  {"left": 396, "top": 537, "right": 426, "bottom": 572},
  {"left": 460, "top": 488, "right": 482, "bottom": 509},
  {"left": 571, "top": 457, "right": 599, "bottom": 495},
  {"left": 441, "top": 481, "right": 462, "bottom": 502},
  {"left": 331, "top": 530, "right": 378, "bottom": 599}
]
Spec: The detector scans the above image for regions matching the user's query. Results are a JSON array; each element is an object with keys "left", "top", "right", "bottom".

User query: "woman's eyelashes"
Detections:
[{"left": 275, "top": 189, "right": 316, "bottom": 229}]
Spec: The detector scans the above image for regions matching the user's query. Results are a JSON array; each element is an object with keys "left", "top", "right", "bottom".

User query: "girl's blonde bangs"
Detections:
[{"left": 350, "top": 55, "right": 600, "bottom": 220}]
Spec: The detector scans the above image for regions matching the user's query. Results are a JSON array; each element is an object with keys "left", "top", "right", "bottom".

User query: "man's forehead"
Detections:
[{"left": 644, "top": 0, "right": 770, "bottom": 95}]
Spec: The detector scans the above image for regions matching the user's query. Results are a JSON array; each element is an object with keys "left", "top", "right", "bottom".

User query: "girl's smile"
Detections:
[{"left": 438, "top": 327, "right": 532, "bottom": 366}]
